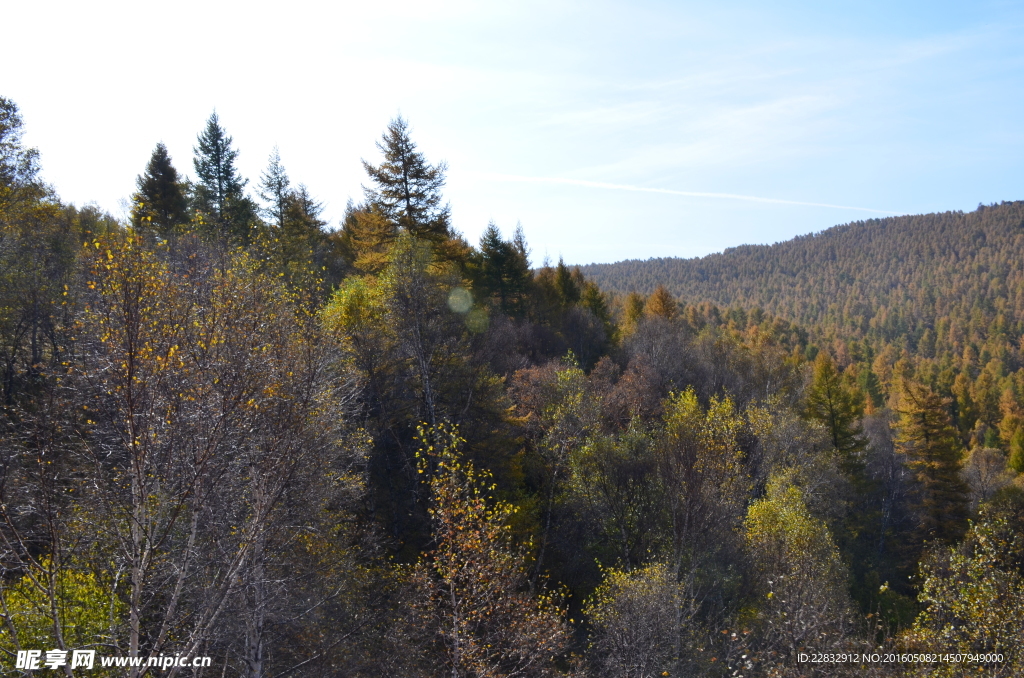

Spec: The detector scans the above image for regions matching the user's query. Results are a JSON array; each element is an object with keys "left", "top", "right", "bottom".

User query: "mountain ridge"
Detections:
[{"left": 581, "top": 201, "right": 1024, "bottom": 348}]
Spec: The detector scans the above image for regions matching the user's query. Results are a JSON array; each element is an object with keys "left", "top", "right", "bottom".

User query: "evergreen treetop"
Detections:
[
  {"left": 361, "top": 116, "right": 450, "bottom": 241},
  {"left": 192, "top": 111, "right": 256, "bottom": 242},
  {"left": 131, "top": 142, "right": 188, "bottom": 238},
  {"left": 895, "top": 380, "right": 970, "bottom": 546},
  {"left": 258, "top": 146, "right": 290, "bottom": 230}
]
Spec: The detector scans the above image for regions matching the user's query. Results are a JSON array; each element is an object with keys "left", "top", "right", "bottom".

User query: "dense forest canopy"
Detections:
[{"left": 2, "top": 95, "right": 1023, "bottom": 677}]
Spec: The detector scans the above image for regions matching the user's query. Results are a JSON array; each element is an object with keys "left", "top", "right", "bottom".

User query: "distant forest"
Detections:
[{"left": 2, "top": 94, "right": 1022, "bottom": 678}]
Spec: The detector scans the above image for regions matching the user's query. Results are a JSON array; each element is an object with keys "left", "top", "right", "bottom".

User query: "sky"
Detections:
[{"left": 4, "top": 0, "right": 1023, "bottom": 265}]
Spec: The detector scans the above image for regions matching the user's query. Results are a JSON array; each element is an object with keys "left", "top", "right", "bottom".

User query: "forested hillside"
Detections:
[
  {"left": 585, "top": 205, "right": 1024, "bottom": 348},
  {"left": 2, "top": 95, "right": 1023, "bottom": 678},
  {"left": 587, "top": 205, "right": 1024, "bottom": 451}
]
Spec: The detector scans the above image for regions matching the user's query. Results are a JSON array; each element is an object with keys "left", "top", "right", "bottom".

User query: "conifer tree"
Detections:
[
  {"left": 472, "top": 222, "right": 532, "bottom": 317},
  {"left": 895, "top": 380, "right": 970, "bottom": 545},
  {"left": 192, "top": 112, "right": 257, "bottom": 242},
  {"left": 338, "top": 202, "right": 398, "bottom": 274},
  {"left": 258, "top": 146, "right": 290, "bottom": 230},
  {"left": 553, "top": 258, "right": 580, "bottom": 307},
  {"left": 280, "top": 184, "right": 327, "bottom": 261},
  {"left": 805, "top": 352, "right": 867, "bottom": 469},
  {"left": 644, "top": 285, "right": 676, "bottom": 320},
  {"left": 362, "top": 116, "right": 451, "bottom": 242},
  {"left": 1009, "top": 428, "right": 1024, "bottom": 474},
  {"left": 621, "top": 292, "right": 646, "bottom": 335},
  {"left": 131, "top": 143, "right": 188, "bottom": 238}
]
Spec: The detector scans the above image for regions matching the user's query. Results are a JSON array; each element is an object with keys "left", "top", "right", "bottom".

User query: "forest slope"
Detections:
[{"left": 582, "top": 202, "right": 1024, "bottom": 349}]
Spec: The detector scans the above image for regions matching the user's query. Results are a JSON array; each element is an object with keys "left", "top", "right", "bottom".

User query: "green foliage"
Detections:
[
  {"left": 1009, "top": 427, "right": 1024, "bottom": 473},
  {"left": 901, "top": 514, "right": 1024, "bottom": 677},
  {"left": 412, "top": 424, "right": 569, "bottom": 677},
  {"left": 0, "top": 559, "right": 124, "bottom": 652},
  {"left": 805, "top": 352, "right": 867, "bottom": 474},
  {"left": 895, "top": 380, "right": 970, "bottom": 546},
  {"left": 131, "top": 142, "right": 188, "bottom": 238},
  {"left": 468, "top": 222, "right": 533, "bottom": 318},
  {"left": 191, "top": 111, "right": 257, "bottom": 242},
  {"left": 362, "top": 116, "right": 451, "bottom": 243},
  {"left": 743, "top": 474, "right": 852, "bottom": 667}
]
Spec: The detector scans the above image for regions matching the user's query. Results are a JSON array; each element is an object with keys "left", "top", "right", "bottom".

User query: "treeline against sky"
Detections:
[{"left": 2, "top": 95, "right": 1023, "bottom": 677}]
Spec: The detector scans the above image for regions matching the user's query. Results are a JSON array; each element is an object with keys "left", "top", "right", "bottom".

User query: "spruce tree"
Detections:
[
  {"left": 361, "top": 116, "right": 450, "bottom": 242},
  {"left": 131, "top": 143, "right": 188, "bottom": 238},
  {"left": 258, "top": 146, "right": 290, "bottom": 230},
  {"left": 472, "top": 222, "right": 532, "bottom": 317},
  {"left": 895, "top": 380, "right": 970, "bottom": 545},
  {"left": 281, "top": 185, "right": 326, "bottom": 256},
  {"left": 553, "top": 259, "right": 580, "bottom": 307},
  {"left": 192, "top": 112, "right": 257, "bottom": 242}
]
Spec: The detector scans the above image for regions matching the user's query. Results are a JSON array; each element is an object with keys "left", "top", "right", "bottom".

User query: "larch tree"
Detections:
[
  {"left": 131, "top": 142, "right": 188, "bottom": 238},
  {"left": 644, "top": 285, "right": 676, "bottom": 320},
  {"left": 895, "top": 380, "right": 970, "bottom": 546},
  {"left": 621, "top": 292, "right": 646, "bottom": 336},
  {"left": 805, "top": 351, "right": 867, "bottom": 474}
]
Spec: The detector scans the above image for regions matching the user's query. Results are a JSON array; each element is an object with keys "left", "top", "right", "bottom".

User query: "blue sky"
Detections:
[{"left": 5, "top": 0, "right": 1023, "bottom": 264}]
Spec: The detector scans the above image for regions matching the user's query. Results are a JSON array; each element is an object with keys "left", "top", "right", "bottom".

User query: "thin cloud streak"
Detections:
[{"left": 482, "top": 173, "right": 899, "bottom": 214}]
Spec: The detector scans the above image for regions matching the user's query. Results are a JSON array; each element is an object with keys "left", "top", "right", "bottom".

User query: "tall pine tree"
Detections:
[
  {"left": 258, "top": 146, "right": 290, "bottom": 230},
  {"left": 192, "top": 112, "right": 257, "bottom": 243},
  {"left": 895, "top": 380, "right": 970, "bottom": 546},
  {"left": 361, "top": 116, "right": 451, "bottom": 242},
  {"left": 131, "top": 143, "right": 188, "bottom": 239}
]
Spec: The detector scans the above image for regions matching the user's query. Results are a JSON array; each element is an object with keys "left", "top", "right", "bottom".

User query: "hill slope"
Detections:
[{"left": 582, "top": 202, "right": 1024, "bottom": 348}]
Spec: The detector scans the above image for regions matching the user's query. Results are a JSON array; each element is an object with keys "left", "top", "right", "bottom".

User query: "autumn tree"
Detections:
[
  {"left": 567, "top": 427, "right": 666, "bottom": 572},
  {"left": 131, "top": 142, "right": 188, "bottom": 238},
  {"left": 805, "top": 352, "right": 866, "bottom": 464},
  {"left": 644, "top": 285, "right": 676, "bottom": 320},
  {"left": 900, "top": 513, "right": 1024, "bottom": 677},
  {"left": 744, "top": 474, "right": 853, "bottom": 671},
  {"left": 0, "top": 96, "right": 74, "bottom": 405},
  {"left": 584, "top": 563, "right": 684, "bottom": 678},
  {"left": 895, "top": 380, "right": 970, "bottom": 546},
  {"left": 74, "top": 236, "right": 358, "bottom": 676},
  {"left": 412, "top": 424, "right": 569, "bottom": 677}
]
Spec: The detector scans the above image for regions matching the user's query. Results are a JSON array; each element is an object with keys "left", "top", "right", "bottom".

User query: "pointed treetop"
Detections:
[
  {"left": 191, "top": 111, "right": 256, "bottom": 242},
  {"left": 361, "top": 116, "right": 450, "bottom": 241},
  {"left": 132, "top": 142, "right": 188, "bottom": 237},
  {"left": 259, "top": 146, "right": 291, "bottom": 229}
]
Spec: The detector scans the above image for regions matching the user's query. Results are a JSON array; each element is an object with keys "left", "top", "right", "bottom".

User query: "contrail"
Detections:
[{"left": 482, "top": 173, "right": 897, "bottom": 215}]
